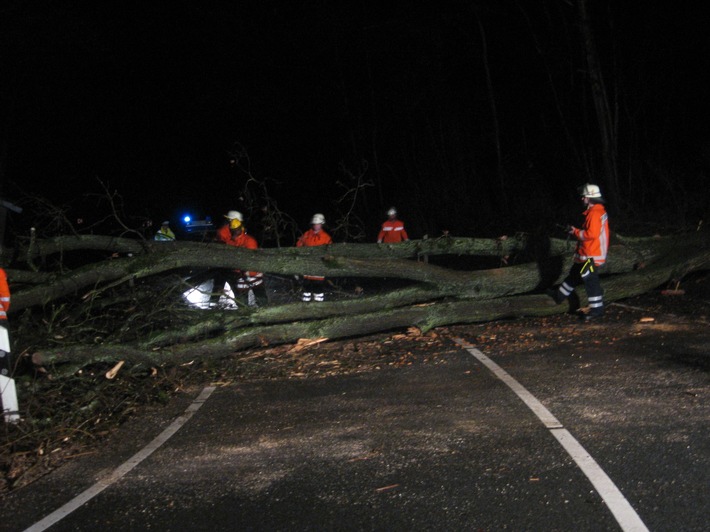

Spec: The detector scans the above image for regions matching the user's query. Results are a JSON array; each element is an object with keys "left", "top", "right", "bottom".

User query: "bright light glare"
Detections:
[
  {"left": 183, "top": 215, "right": 191, "bottom": 223},
  {"left": 183, "top": 279, "right": 212, "bottom": 309},
  {"left": 182, "top": 279, "right": 239, "bottom": 310}
]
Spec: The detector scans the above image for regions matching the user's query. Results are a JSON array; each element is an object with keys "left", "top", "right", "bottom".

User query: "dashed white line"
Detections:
[
  {"left": 24, "top": 386, "right": 216, "bottom": 532},
  {"left": 453, "top": 339, "right": 649, "bottom": 532}
]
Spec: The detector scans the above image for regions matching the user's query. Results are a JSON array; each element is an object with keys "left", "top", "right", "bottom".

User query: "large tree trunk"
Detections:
[
  {"left": 6, "top": 233, "right": 684, "bottom": 312},
  {"left": 32, "top": 245, "right": 710, "bottom": 372},
  {"left": 7, "top": 232, "right": 675, "bottom": 266},
  {"left": 12, "top": 231, "right": 708, "bottom": 373}
]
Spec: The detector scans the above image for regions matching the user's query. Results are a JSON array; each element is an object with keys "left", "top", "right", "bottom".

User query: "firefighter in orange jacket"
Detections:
[
  {"left": 214, "top": 210, "right": 267, "bottom": 307},
  {"left": 1, "top": 268, "right": 12, "bottom": 376},
  {"left": 377, "top": 207, "right": 409, "bottom": 244},
  {"left": 0, "top": 269, "right": 9, "bottom": 322},
  {"left": 296, "top": 213, "right": 332, "bottom": 302},
  {"left": 551, "top": 184, "right": 609, "bottom": 320}
]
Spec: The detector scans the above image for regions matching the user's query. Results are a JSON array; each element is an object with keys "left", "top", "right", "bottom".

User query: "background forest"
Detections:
[{"left": 1, "top": 1, "right": 709, "bottom": 243}]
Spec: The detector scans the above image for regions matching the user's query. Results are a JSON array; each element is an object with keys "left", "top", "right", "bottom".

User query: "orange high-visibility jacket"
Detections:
[
  {"left": 226, "top": 231, "right": 258, "bottom": 250},
  {"left": 377, "top": 219, "right": 409, "bottom": 243},
  {"left": 297, "top": 229, "right": 333, "bottom": 248},
  {"left": 572, "top": 203, "right": 609, "bottom": 265},
  {"left": 0, "top": 268, "right": 10, "bottom": 320},
  {"left": 216, "top": 224, "right": 233, "bottom": 244},
  {"left": 297, "top": 229, "right": 332, "bottom": 281},
  {"left": 217, "top": 226, "right": 263, "bottom": 287}
]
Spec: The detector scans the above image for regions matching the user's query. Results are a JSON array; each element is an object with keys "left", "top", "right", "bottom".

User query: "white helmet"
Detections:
[
  {"left": 311, "top": 213, "right": 326, "bottom": 225},
  {"left": 578, "top": 183, "right": 602, "bottom": 198},
  {"left": 224, "top": 210, "right": 243, "bottom": 221},
  {"left": 387, "top": 207, "right": 397, "bottom": 216}
]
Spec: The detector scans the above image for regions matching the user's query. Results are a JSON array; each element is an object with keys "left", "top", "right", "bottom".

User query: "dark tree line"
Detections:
[{"left": 1, "top": 1, "right": 708, "bottom": 240}]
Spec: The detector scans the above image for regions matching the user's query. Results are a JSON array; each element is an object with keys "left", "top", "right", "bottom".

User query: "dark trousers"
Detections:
[
  {"left": 302, "top": 278, "right": 326, "bottom": 302},
  {"left": 556, "top": 259, "right": 604, "bottom": 315}
]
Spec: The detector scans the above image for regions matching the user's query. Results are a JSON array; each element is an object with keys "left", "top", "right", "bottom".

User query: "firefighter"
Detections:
[
  {"left": 216, "top": 210, "right": 244, "bottom": 244},
  {"left": 1, "top": 266, "right": 20, "bottom": 422},
  {"left": 213, "top": 211, "right": 267, "bottom": 307},
  {"left": 551, "top": 183, "right": 610, "bottom": 320},
  {"left": 296, "top": 213, "right": 332, "bottom": 302},
  {"left": 154, "top": 220, "right": 176, "bottom": 241},
  {"left": 0, "top": 268, "right": 9, "bottom": 322},
  {"left": 377, "top": 207, "right": 409, "bottom": 244},
  {"left": 1, "top": 268, "right": 12, "bottom": 376}
]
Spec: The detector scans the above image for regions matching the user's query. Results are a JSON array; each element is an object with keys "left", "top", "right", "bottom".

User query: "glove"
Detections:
[{"left": 566, "top": 225, "right": 575, "bottom": 235}]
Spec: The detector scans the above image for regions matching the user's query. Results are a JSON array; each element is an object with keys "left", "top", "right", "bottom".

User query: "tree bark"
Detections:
[
  {"left": 8, "top": 232, "right": 674, "bottom": 263},
  {"left": 10, "top": 230, "right": 709, "bottom": 374},
  {"left": 7, "top": 234, "right": 683, "bottom": 312},
  {"left": 25, "top": 235, "right": 710, "bottom": 372}
]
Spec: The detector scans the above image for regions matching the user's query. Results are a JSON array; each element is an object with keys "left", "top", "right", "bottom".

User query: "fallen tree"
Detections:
[
  {"left": 5, "top": 231, "right": 709, "bottom": 373},
  {"left": 5, "top": 233, "right": 679, "bottom": 310}
]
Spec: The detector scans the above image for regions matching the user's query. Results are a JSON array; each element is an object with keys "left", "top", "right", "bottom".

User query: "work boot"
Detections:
[
  {"left": 546, "top": 288, "right": 566, "bottom": 304},
  {"left": 580, "top": 308, "right": 605, "bottom": 322}
]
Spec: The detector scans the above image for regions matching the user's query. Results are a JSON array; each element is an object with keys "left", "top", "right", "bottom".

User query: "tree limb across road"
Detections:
[{"left": 4, "top": 232, "right": 708, "bottom": 373}]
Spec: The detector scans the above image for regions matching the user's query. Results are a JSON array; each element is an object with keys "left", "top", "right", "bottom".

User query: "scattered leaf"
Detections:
[
  {"left": 105, "top": 360, "right": 125, "bottom": 380},
  {"left": 288, "top": 337, "right": 329, "bottom": 354},
  {"left": 407, "top": 327, "right": 422, "bottom": 337}
]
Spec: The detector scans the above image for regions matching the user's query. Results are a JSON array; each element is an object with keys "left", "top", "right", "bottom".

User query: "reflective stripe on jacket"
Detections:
[
  {"left": 154, "top": 228, "right": 176, "bottom": 241},
  {"left": 377, "top": 220, "right": 409, "bottom": 243},
  {"left": 235, "top": 272, "right": 264, "bottom": 289},
  {"left": 572, "top": 203, "right": 609, "bottom": 265}
]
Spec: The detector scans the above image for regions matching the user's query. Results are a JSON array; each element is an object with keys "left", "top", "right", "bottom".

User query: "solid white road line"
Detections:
[
  {"left": 453, "top": 339, "right": 649, "bottom": 532},
  {"left": 24, "top": 386, "right": 216, "bottom": 532}
]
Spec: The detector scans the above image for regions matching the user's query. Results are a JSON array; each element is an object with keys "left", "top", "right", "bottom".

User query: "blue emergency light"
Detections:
[{"left": 181, "top": 213, "right": 214, "bottom": 236}]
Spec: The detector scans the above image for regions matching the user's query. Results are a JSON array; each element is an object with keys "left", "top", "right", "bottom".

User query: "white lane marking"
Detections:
[
  {"left": 453, "top": 339, "right": 649, "bottom": 532},
  {"left": 24, "top": 386, "right": 216, "bottom": 532}
]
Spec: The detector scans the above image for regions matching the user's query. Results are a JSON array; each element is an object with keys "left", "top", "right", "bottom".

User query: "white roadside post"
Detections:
[{"left": 0, "top": 324, "right": 19, "bottom": 423}]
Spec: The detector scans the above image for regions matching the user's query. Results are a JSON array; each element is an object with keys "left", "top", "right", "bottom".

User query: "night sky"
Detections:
[{"left": 2, "top": 1, "right": 709, "bottom": 241}]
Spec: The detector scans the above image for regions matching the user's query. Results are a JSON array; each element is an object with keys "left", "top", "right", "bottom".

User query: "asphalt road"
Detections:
[{"left": 3, "top": 321, "right": 709, "bottom": 531}]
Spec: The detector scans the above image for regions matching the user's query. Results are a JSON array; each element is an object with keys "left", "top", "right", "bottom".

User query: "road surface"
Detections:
[{"left": 3, "top": 318, "right": 709, "bottom": 531}]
